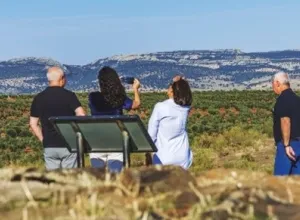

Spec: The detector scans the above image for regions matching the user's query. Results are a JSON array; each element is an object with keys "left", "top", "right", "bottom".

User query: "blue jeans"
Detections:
[
  {"left": 90, "top": 158, "right": 123, "bottom": 173},
  {"left": 274, "top": 140, "right": 300, "bottom": 175},
  {"left": 152, "top": 153, "right": 163, "bottom": 165}
]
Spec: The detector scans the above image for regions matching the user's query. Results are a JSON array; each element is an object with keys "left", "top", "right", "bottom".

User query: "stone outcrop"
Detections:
[{"left": 0, "top": 166, "right": 300, "bottom": 219}]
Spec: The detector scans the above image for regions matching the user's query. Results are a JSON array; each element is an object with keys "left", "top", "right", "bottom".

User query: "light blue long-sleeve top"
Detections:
[{"left": 147, "top": 98, "right": 193, "bottom": 169}]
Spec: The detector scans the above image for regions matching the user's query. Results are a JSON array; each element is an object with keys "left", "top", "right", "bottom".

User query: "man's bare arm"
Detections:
[
  {"left": 281, "top": 117, "right": 296, "bottom": 161},
  {"left": 29, "top": 116, "right": 43, "bottom": 142},
  {"left": 281, "top": 117, "right": 291, "bottom": 146},
  {"left": 75, "top": 106, "right": 86, "bottom": 116}
]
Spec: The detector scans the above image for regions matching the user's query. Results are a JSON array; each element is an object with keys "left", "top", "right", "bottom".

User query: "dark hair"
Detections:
[
  {"left": 98, "top": 66, "right": 126, "bottom": 108},
  {"left": 171, "top": 79, "right": 192, "bottom": 106}
]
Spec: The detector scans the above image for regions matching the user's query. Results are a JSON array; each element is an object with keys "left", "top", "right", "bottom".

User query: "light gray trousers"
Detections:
[{"left": 44, "top": 148, "right": 77, "bottom": 170}]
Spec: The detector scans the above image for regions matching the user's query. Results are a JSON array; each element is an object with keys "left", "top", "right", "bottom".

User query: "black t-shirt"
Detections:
[
  {"left": 273, "top": 88, "right": 300, "bottom": 143},
  {"left": 30, "top": 86, "right": 82, "bottom": 148}
]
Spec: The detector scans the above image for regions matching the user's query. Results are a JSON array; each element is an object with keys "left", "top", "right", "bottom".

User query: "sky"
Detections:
[{"left": 0, "top": 0, "right": 300, "bottom": 64}]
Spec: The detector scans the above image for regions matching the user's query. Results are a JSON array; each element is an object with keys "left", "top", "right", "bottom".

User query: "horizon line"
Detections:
[{"left": 1, "top": 48, "right": 300, "bottom": 66}]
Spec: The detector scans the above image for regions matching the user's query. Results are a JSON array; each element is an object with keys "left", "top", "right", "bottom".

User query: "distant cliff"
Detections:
[{"left": 1, "top": 49, "right": 300, "bottom": 94}]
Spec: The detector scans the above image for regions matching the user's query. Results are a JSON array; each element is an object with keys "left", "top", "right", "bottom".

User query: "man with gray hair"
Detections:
[
  {"left": 29, "top": 66, "right": 85, "bottom": 170},
  {"left": 272, "top": 71, "right": 300, "bottom": 175}
]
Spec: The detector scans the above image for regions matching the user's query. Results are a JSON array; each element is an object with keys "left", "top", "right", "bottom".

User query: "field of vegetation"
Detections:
[{"left": 0, "top": 90, "right": 278, "bottom": 174}]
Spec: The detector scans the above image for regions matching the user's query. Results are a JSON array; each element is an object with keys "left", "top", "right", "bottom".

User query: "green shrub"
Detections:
[
  {"left": 190, "top": 148, "right": 215, "bottom": 173},
  {"left": 6, "top": 129, "right": 17, "bottom": 138}
]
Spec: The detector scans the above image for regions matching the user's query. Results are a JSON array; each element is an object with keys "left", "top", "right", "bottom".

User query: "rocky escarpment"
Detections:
[
  {"left": 0, "top": 166, "right": 300, "bottom": 219},
  {"left": 2, "top": 50, "right": 300, "bottom": 93}
]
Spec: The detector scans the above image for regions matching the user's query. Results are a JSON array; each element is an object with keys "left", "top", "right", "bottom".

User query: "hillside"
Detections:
[
  {"left": 0, "top": 91, "right": 275, "bottom": 173},
  {"left": 1, "top": 49, "right": 300, "bottom": 94}
]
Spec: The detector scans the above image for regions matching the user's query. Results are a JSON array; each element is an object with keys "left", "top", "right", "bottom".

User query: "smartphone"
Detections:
[{"left": 121, "top": 77, "right": 135, "bottom": 84}]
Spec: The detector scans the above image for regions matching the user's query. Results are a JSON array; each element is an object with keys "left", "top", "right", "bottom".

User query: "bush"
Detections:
[
  {"left": 6, "top": 129, "right": 17, "bottom": 138},
  {"left": 19, "top": 130, "right": 32, "bottom": 137},
  {"left": 190, "top": 148, "right": 215, "bottom": 173}
]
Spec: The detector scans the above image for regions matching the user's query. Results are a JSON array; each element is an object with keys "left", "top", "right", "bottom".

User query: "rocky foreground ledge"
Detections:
[{"left": 0, "top": 166, "right": 300, "bottom": 220}]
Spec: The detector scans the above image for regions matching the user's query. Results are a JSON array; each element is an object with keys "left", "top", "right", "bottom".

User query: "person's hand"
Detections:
[
  {"left": 173, "top": 75, "right": 185, "bottom": 82},
  {"left": 285, "top": 146, "right": 296, "bottom": 161},
  {"left": 132, "top": 78, "right": 140, "bottom": 90}
]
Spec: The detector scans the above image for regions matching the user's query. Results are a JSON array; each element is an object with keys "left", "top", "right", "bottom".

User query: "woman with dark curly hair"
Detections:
[
  {"left": 148, "top": 75, "right": 193, "bottom": 169},
  {"left": 88, "top": 66, "right": 141, "bottom": 172}
]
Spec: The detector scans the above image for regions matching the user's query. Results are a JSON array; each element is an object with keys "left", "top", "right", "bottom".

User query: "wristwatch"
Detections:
[{"left": 284, "top": 144, "right": 290, "bottom": 148}]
